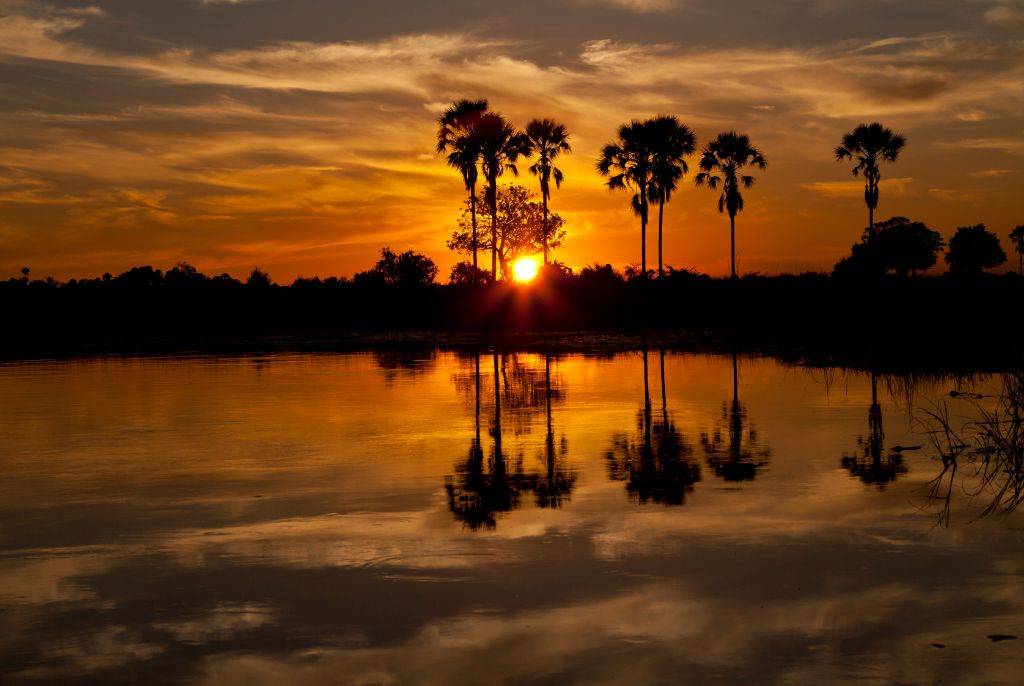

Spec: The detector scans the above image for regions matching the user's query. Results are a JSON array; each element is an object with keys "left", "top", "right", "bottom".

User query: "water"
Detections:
[{"left": 1, "top": 350, "right": 1022, "bottom": 684}]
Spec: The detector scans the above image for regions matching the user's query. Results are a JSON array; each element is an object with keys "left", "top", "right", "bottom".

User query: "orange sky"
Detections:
[{"left": 0, "top": 0, "right": 1021, "bottom": 281}]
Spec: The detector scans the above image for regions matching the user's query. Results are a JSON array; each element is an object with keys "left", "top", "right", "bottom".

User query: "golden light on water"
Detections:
[{"left": 513, "top": 257, "right": 540, "bottom": 283}]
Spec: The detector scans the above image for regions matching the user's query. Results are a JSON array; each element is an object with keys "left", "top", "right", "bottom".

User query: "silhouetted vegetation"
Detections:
[
  {"left": 525, "top": 119, "right": 572, "bottom": 266},
  {"left": 834, "top": 216, "right": 944, "bottom": 277},
  {"left": 4, "top": 259, "right": 1024, "bottom": 362},
  {"left": 835, "top": 122, "right": 906, "bottom": 235},
  {"left": 919, "top": 372, "right": 1024, "bottom": 525},
  {"left": 945, "top": 224, "right": 1007, "bottom": 276},
  {"left": 695, "top": 132, "right": 767, "bottom": 279}
]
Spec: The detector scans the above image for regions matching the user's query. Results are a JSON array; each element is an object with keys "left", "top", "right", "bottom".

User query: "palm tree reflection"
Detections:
[
  {"left": 607, "top": 348, "right": 701, "bottom": 505},
  {"left": 700, "top": 353, "right": 769, "bottom": 481},
  {"left": 841, "top": 370, "right": 908, "bottom": 487},
  {"left": 533, "top": 354, "right": 576, "bottom": 509},
  {"left": 446, "top": 352, "right": 574, "bottom": 528}
]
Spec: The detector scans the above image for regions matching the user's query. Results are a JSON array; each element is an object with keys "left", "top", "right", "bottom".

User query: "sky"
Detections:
[{"left": 0, "top": 0, "right": 1021, "bottom": 281}]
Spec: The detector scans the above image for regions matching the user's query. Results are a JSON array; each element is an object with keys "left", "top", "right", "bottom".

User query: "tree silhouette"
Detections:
[
  {"left": 833, "top": 216, "right": 944, "bottom": 277},
  {"left": 841, "top": 371, "right": 907, "bottom": 488},
  {"left": 437, "top": 99, "right": 489, "bottom": 276},
  {"left": 354, "top": 247, "right": 438, "bottom": 286},
  {"left": 1010, "top": 225, "right": 1024, "bottom": 274},
  {"left": 607, "top": 348, "right": 700, "bottom": 505},
  {"left": 835, "top": 122, "right": 906, "bottom": 236},
  {"left": 525, "top": 119, "right": 571, "bottom": 266},
  {"left": 700, "top": 354, "right": 770, "bottom": 481},
  {"left": 477, "top": 113, "right": 532, "bottom": 282},
  {"left": 597, "top": 121, "right": 656, "bottom": 277},
  {"left": 695, "top": 132, "right": 767, "bottom": 279},
  {"left": 448, "top": 185, "right": 565, "bottom": 281},
  {"left": 647, "top": 116, "right": 697, "bottom": 278},
  {"left": 945, "top": 224, "right": 1007, "bottom": 275}
]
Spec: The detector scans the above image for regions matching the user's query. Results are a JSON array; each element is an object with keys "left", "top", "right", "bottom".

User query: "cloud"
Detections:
[
  {"left": 576, "top": 0, "right": 681, "bottom": 12},
  {"left": 802, "top": 177, "right": 916, "bottom": 198}
]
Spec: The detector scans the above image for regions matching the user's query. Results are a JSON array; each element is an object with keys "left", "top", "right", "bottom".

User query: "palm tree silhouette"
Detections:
[
  {"left": 525, "top": 119, "right": 571, "bottom": 266},
  {"left": 695, "top": 132, "right": 767, "bottom": 279},
  {"left": 437, "top": 99, "right": 489, "bottom": 276},
  {"left": 1010, "top": 225, "right": 1024, "bottom": 274},
  {"left": 647, "top": 116, "right": 697, "bottom": 278},
  {"left": 597, "top": 121, "right": 656, "bottom": 277},
  {"left": 477, "top": 113, "right": 532, "bottom": 282},
  {"left": 835, "top": 122, "right": 906, "bottom": 236}
]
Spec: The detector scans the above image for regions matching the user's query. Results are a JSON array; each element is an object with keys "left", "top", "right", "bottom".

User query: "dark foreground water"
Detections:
[{"left": 1, "top": 350, "right": 1023, "bottom": 685}]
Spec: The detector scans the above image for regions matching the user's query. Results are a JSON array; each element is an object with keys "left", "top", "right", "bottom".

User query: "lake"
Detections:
[{"left": 1, "top": 350, "right": 1022, "bottom": 684}]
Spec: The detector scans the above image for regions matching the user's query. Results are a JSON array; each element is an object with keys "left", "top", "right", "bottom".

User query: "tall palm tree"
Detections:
[
  {"left": 835, "top": 122, "right": 907, "bottom": 236},
  {"left": 525, "top": 119, "right": 571, "bottom": 266},
  {"left": 1011, "top": 225, "right": 1024, "bottom": 274},
  {"left": 437, "top": 99, "right": 489, "bottom": 275},
  {"left": 694, "top": 132, "right": 767, "bottom": 279},
  {"left": 647, "top": 116, "right": 697, "bottom": 277},
  {"left": 597, "top": 121, "right": 656, "bottom": 277},
  {"left": 477, "top": 113, "right": 532, "bottom": 281}
]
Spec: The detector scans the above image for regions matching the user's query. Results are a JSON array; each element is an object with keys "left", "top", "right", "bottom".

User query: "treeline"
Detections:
[{"left": 3, "top": 254, "right": 1022, "bottom": 363}]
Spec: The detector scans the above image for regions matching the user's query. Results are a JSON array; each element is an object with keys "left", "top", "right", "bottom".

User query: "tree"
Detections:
[
  {"left": 448, "top": 185, "right": 564, "bottom": 281},
  {"left": 525, "top": 119, "right": 571, "bottom": 266},
  {"left": 448, "top": 261, "right": 490, "bottom": 286},
  {"left": 835, "top": 122, "right": 907, "bottom": 236},
  {"left": 597, "top": 121, "right": 656, "bottom": 277},
  {"left": 647, "top": 116, "right": 697, "bottom": 277},
  {"left": 246, "top": 267, "right": 271, "bottom": 288},
  {"left": 834, "top": 216, "right": 944, "bottom": 277},
  {"left": 945, "top": 224, "right": 1007, "bottom": 275},
  {"left": 477, "top": 112, "right": 532, "bottom": 282},
  {"left": 694, "top": 132, "right": 767, "bottom": 279},
  {"left": 19, "top": 266, "right": 29, "bottom": 284},
  {"left": 356, "top": 247, "right": 438, "bottom": 286},
  {"left": 1010, "top": 225, "right": 1024, "bottom": 274},
  {"left": 437, "top": 99, "right": 489, "bottom": 275}
]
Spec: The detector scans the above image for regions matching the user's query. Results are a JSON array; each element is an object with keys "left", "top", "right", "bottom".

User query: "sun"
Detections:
[{"left": 512, "top": 256, "right": 540, "bottom": 283}]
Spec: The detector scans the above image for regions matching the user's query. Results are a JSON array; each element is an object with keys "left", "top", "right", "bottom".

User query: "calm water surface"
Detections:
[{"left": 1, "top": 350, "right": 1023, "bottom": 684}]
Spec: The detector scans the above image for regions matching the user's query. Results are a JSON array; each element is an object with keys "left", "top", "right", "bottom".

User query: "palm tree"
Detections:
[
  {"left": 694, "top": 132, "right": 767, "bottom": 279},
  {"left": 835, "top": 122, "right": 907, "bottom": 236},
  {"left": 477, "top": 113, "right": 532, "bottom": 281},
  {"left": 597, "top": 121, "right": 656, "bottom": 277},
  {"left": 1011, "top": 225, "right": 1024, "bottom": 274},
  {"left": 525, "top": 119, "right": 571, "bottom": 266},
  {"left": 647, "top": 116, "right": 697, "bottom": 277},
  {"left": 437, "top": 99, "right": 489, "bottom": 275}
]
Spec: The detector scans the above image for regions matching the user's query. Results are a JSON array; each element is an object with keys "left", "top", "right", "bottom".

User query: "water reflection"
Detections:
[
  {"left": 2, "top": 352, "right": 1023, "bottom": 685},
  {"left": 841, "top": 370, "right": 910, "bottom": 488},
  {"left": 700, "top": 353, "right": 770, "bottom": 482},
  {"left": 920, "top": 372, "right": 1024, "bottom": 524},
  {"left": 533, "top": 354, "right": 576, "bottom": 509},
  {"left": 607, "top": 349, "right": 700, "bottom": 505}
]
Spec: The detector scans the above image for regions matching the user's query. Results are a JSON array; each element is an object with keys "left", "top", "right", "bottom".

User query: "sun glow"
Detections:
[{"left": 513, "top": 256, "right": 540, "bottom": 283}]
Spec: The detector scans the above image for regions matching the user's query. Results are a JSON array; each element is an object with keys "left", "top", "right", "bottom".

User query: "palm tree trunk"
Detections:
[
  {"left": 489, "top": 180, "right": 498, "bottom": 283},
  {"left": 729, "top": 213, "right": 737, "bottom": 279},
  {"left": 470, "top": 181, "right": 478, "bottom": 275},
  {"left": 542, "top": 191, "right": 549, "bottom": 266},
  {"left": 657, "top": 195, "right": 665, "bottom": 278},
  {"left": 868, "top": 203, "right": 874, "bottom": 237},
  {"left": 640, "top": 185, "right": 648, "bottom": 277}
]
